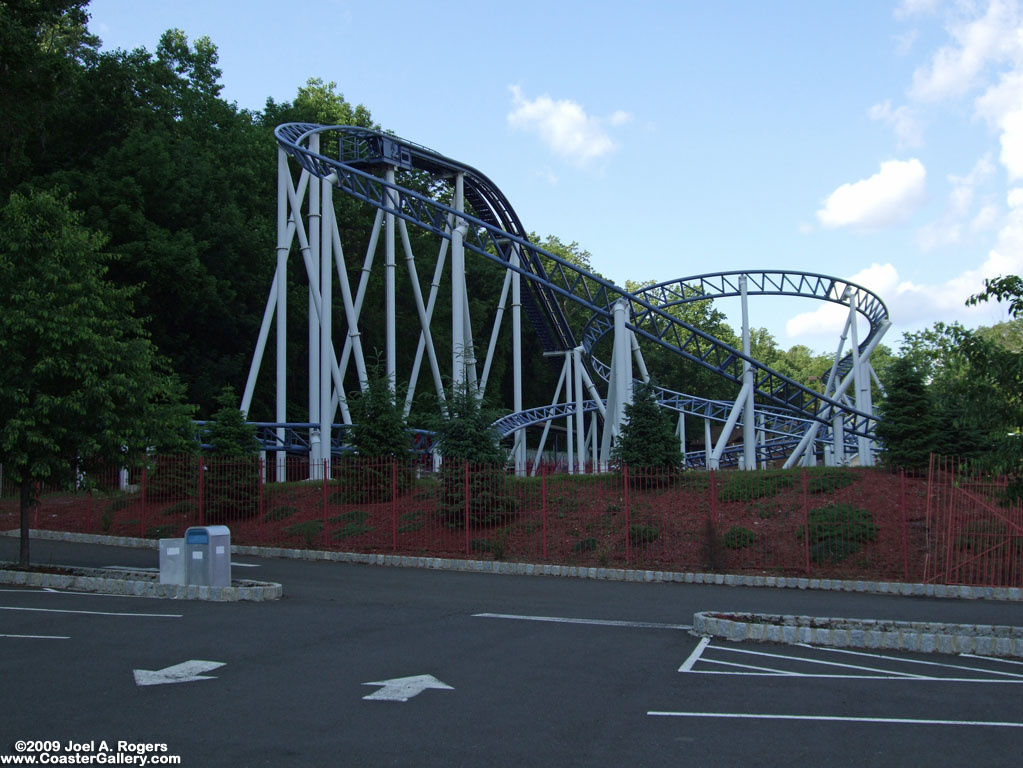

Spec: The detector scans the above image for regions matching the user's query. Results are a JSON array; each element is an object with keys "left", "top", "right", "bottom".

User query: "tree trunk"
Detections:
[{"left": 19, "top": 478, "right": 31, "bottom": 568}]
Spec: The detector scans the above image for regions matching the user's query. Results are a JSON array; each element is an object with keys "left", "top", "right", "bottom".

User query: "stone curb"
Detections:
[
  {"left": 692, "top": 611, "right": 1023, "bottom": 658},
  {"left": 9, "top": 528, "right": 1022, "bottom": 602},
  {"left": 0, "top": 562, "right": 282, "bottom": 601}
]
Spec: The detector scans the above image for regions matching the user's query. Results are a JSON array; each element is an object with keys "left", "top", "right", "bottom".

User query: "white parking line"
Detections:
[
  {"left": 1, "top": 633, "right": 70, "bottom": 639},
  {"left": 647, "top": 711, "right": 1023, "bottom": 727},
  {"left": 679, "top": 637, "right": 711, "bottom": 672},
  {"left": 473, "top": 613, "right": 693, "bottom": 630},
  {"left": 708, "top": 645, "right": 931, "bottom": 678},
  {"left": 0, "top": 606, "right": 180, "bottom": 618},
  {"left": 801, "top": 644, "right": 1023, "bottom": 679},
  {"left": 0, "top": 587, "right": 148, "bottom": 599}
]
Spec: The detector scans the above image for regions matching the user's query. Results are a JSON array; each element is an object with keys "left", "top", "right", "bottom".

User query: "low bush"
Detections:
[
  {"left": 799, "top": 503, "right": 878, "bottom": 564},
  {"left": 724, "top": 526, "right": 756, "bottom": 549}
]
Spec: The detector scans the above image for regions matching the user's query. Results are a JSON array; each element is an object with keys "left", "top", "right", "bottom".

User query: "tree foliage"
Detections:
[
  {"left": 874, "top": 357, "right": 940, "bottom": 471},
  {"left": 611, "top": 382, "right": 683, "bottom": 469},
  {"left": 346, "top": 369, "right": 411, "bottom": 459},
  {"left": 0, "top": 190, "right": 190, "bottom": 564}
]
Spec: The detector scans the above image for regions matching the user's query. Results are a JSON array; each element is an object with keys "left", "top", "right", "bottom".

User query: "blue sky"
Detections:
[{"left": 87, "top": 0, "right": 1023, "bottom": 353}]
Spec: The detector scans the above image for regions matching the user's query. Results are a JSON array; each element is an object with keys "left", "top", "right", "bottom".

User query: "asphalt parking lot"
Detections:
[{"left": 2, "top": 537, "right": 1022, "bottom": 767}]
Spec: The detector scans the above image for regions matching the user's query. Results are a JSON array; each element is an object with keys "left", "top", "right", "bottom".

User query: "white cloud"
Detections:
[
  {"left": 909, "top": 0, "right": 1022, "bottom": 102},
  {"left": 895, "top": 0, "right": 941, "bottom": 20},
  {"left": 507, "top": 85, "right": 630, "bottom": 165},
  {"left": 917, "top": 154, "right": 995, "bottom": 249},
  {"left": 788, "top": 190, "right": 1023, "bottom": 341},
  {"left": 869, "top": 100, "right": 923, "bottom": 147},
  {"left": 817, "top": 159, "right": 927, "bottom": 230},
  {"left": 785, "top": 264, "right": 900, "bottom": 338}
]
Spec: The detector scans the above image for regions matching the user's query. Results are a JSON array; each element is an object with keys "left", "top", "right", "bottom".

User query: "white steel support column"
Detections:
[
  {"left": 319, "top": 176, "right": 333, "bottom": 479},
  {"left": 573, "top": 346, "right": 586, "bottom": 473},
  {"left": 385, "top": 167, "right": 397, "bottom": 391},
  {"left": 275, "top": 147, "right": 289, "bottom": 482},
  {"left": 511, "top": 245, "right": 525, "bottom": 475},
  {"left": 452, "top": 174, "right": 466, "bottom": 388},
  {"left": 711, "top": 380, "right": 753, "bottom": 466},
  {"left": 781, "top": 319, "right": 890, "bottom": 469},
  {"left": 405, "top": 213, "right": 453, "bottom": 417},
  {"left": 397, "top": 219, "right": 444, "bottom": 412},
  {"left": 614, "top": 298, "right": 633, "bottom": 420},
  {"left": 704, "top": 417, "right": 715, "bottom": 470},
  {"left": 308, "top": 135, "right": 322, "bottom": 472},
  {"left": 849, "top": 296, "right": 874, "bottom": 466},
  {"left": 565, "top": 351, "right": 575, "bottom": 475},
  {"left": 740, "top": 275, "right": 756, "bottom": 470}
]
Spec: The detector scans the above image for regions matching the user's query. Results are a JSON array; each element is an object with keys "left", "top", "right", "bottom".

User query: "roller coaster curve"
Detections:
[{"left": 261, "top": 123, "right": 890, "bottom": 470}]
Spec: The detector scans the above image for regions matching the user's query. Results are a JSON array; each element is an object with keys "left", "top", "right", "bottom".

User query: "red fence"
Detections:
[
  {"left": 0, "top": 457, "right": 945, "bottom": 582},
  {"left": 924, "top": 455, "right": 1023, "bottom": 587}
]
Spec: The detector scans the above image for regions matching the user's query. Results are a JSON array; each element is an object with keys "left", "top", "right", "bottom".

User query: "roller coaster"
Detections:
[{"left": 240, "top": 124, "right": 890, "bottom": 477}]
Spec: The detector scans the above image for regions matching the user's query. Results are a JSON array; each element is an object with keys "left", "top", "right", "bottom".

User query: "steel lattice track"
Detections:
[{"left": 274, "top": 123, "right": 889, "bottom": 443}]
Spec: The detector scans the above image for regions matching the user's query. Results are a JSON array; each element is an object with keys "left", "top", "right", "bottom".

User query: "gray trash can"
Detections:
[
  {"left": 159, "top": 538, "right": 185, "bottom": 586},
  {"left": 184, "top": 525, "right": 231, "bottom": 587}
]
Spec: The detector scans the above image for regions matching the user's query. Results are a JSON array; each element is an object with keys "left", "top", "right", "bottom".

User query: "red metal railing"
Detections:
[
  {"left": 0, "top": 456, "right": 954, "bottom": 582},
  {"left": 924, "top": 455, "right": 1023, "bottom": 587}
]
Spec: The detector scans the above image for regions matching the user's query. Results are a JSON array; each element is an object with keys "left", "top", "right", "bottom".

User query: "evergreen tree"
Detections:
[
  {"left": 874, "top": 358, "right": 939, "bottom": 470},
  {"left": 611, "top": 382, "right": 683, "bottom": 470},
  {"left": 346, "top": 369, "right": 411, "bottom": 459},
  {"left": 205, "top": 387, "right": 259, "bottom": 456}
]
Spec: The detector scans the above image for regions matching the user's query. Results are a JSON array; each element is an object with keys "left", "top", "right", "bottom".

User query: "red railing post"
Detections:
[
  {"left": 541, "top": 467, "right": 548, "bottom": 561},
  {"left": 802, "top": 469, "right": 810, "bottom": 575},
  {"left": 258, "top": 456, "right": 265, "bottom": 545},
  {"left": 140, "top": 463, "right": 147, "bottom": 538},
  {"left": 624, "top": 464, "right": 631, "bottom": 565},
  {"left": 464, "top": 461, "right": 471, "bottom": 557},
  {"left": 322, "top": 459, "right": 329, "bottom": 549},
  {"left": 901, "top": 470, "right": 909, "bottom": 582},
  {"left": 391, "top": 459, "right": 398, "bottom": 552},
  {"left": 197, "top": 456, "right": 204, "bottom": 527}
]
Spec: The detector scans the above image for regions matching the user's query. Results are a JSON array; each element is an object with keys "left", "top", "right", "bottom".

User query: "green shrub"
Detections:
[
  {"left": 263, "top": 504, "right": 298, "bottom": 522},
  {"left": 628, "top": 523, "right": 659, "bottom": 546},
  {"left": 329, "top": 509, "right": 370, "bottom": 524},
  {"left": 162, "top": 500, "right": 197, "bottom": 517},
  {"left": 804, "top": 469, "right": 858, "bottom": 494},
  {"left": 799, "top": 503, "right": 878, "bottom": 563},
  {"left": 717, "top": 471, "right": 794, "bottom": 502},
  {"left": 724, "top": 525, "right": 756, "bottom": 549},
  {"left": 572, "top": 537, "right": 599, "bottom": 553},
  {"left": 145, "top": 525, "right": 177, "bottom": 539},
  {"left": 332, "top": 522, "right": 373, "bottom": 540},
  {"left": 285, "top": 521, "right": 323, "bottom": 547},
  {"left": 470, "top": 529, "right": 508, "bottom": 560}
]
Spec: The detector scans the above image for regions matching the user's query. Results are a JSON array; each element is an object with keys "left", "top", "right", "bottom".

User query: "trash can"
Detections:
[
  {"left": 159, "top": 538, "right": 185, "bottom": 586},
  {"left": 184, "top": 525, "right": 231, "bottom": 587}
]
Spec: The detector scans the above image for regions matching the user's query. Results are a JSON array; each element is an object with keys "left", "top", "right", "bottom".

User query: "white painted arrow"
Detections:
[
  {"left": 361, "top": 674, "right": 453, "bottom": 702},
  {"left": 133, "top": 660, "right": 225, "bottom": 686}
]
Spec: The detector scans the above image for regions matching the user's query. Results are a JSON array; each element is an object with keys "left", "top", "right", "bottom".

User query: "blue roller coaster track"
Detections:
[{"left": 265, "top": 123, "right": 889, "bottom": 465}]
